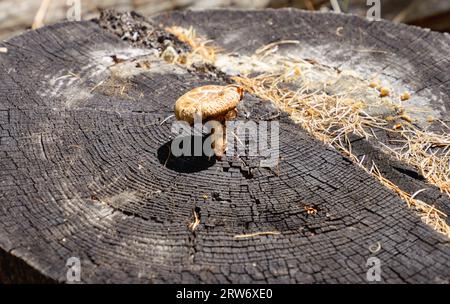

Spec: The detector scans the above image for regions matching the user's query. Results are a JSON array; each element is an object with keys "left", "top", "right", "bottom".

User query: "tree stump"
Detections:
[{"left": 0, "top": 9, "right": 449, "bottom": 283}]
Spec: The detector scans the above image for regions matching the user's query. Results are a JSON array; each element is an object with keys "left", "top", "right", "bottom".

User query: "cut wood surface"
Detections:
[{"left": 0, "top": 9, "right": 449, "bottom": 283}]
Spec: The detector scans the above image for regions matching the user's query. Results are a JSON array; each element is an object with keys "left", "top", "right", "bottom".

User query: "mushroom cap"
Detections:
[{"left": 174, "top": 85, "right": 243, "bottom": 124}]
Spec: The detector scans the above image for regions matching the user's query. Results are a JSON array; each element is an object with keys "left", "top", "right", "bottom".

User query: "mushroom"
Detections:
[{"left": 174, "top": 85, "right": 244, "bottom": 158}]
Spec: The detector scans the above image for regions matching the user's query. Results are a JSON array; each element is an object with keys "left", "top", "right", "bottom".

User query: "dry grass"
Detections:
[
  {"left": 232, "top": 67, "right": 450, "bottom": 238},
  {"left": 338, "top": 141, "right": 449, "bottom": 238},
  {"left": 232, "top": 74, "right": 383, "bottom": 145},
  {"left": 380, "top": 127, "right": 450, "bottom": 197},
  {"left": 168, "top": 26, "right": 450, "bottom": 238},
  {"left": 165, "top": 26, "right": 219, "bottom": 65},
  {"left": 232, "top": 69, "right": 449, "bottom": 201},
  {"left": 370, "top": 165, "right": 449, "bottom": 238},
  {"left": 91, "top": 75, "right": 136, "bottom": 99}
]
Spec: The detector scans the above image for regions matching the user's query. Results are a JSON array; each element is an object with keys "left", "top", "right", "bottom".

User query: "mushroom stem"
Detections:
[
  {"left": 212, "top": 122, "right": 226, "bottom": 158},
  {"left": 213, "top": 109, "right": 238, "bottom": 158}
]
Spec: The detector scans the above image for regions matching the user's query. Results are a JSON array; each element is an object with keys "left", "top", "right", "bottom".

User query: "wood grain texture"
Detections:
[{"left": 0, "top": 9, "right": 449, "bottom": 283}]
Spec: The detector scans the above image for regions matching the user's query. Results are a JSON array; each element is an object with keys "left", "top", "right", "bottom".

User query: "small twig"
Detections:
[
  {"left": 32, "top": 0, "right": 52, "bottom": 30},
  {"left": 234, "top": 231, "right": 280, "bottom": 239},
  {"left": 90, "top": 80, "right": 105, "bottom": 92},
  {"left": 255, "top": 40, "right": 300, "bottom": 56},
  {"left": 393, "top": 0, "right": 420, "bottom": 23},
  {"left": 358, "top": 155, "right": 366, "bottom": 166},
  {"left": 68, "top": 71, "right": 80, "bottom": 79},
  {"left": 351, "top": 48, "right": 388, "bottom": 54},
  {"left": 410, "top": 188, "right": 427, "bottom": 200},
  {"left": 188, "top": 209, "right": 200, "bottom": 231},
  {"left": 160, "top": 114, "right": 175, "bottom": 126},
  {"left": 164, "top": 145, "right": 171, "bottom": 167}
]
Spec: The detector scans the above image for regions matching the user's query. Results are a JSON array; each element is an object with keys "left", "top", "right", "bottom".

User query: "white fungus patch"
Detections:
[
  {"left": 38, "top": 46, "right": 186, "bottom": 110},
  {"left": 213, "top": 42, "right": 444, "bottom": 127}
]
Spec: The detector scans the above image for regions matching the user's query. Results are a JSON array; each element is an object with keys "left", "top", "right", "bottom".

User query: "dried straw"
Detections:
[{"left": 168, "top": 26, "right": 450, "bottom": 238}]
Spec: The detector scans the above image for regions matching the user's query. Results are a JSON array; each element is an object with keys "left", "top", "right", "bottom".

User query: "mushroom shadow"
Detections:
[{"left": 157, "top": 135, "right": 216, "bottom": 173}]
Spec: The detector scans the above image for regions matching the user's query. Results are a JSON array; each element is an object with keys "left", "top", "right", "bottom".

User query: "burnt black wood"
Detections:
[{"left": 0, "top": 9, "right": 449, "bottom": 283}]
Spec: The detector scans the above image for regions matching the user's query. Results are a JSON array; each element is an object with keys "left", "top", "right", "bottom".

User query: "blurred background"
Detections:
[{"left": 1, "top": 0, "right": 450, "bottom": 40}]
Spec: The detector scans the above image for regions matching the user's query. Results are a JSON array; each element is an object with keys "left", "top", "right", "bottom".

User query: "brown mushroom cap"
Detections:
[{"left": 174, "top": 85, "right": 243, "bottom": 124}]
